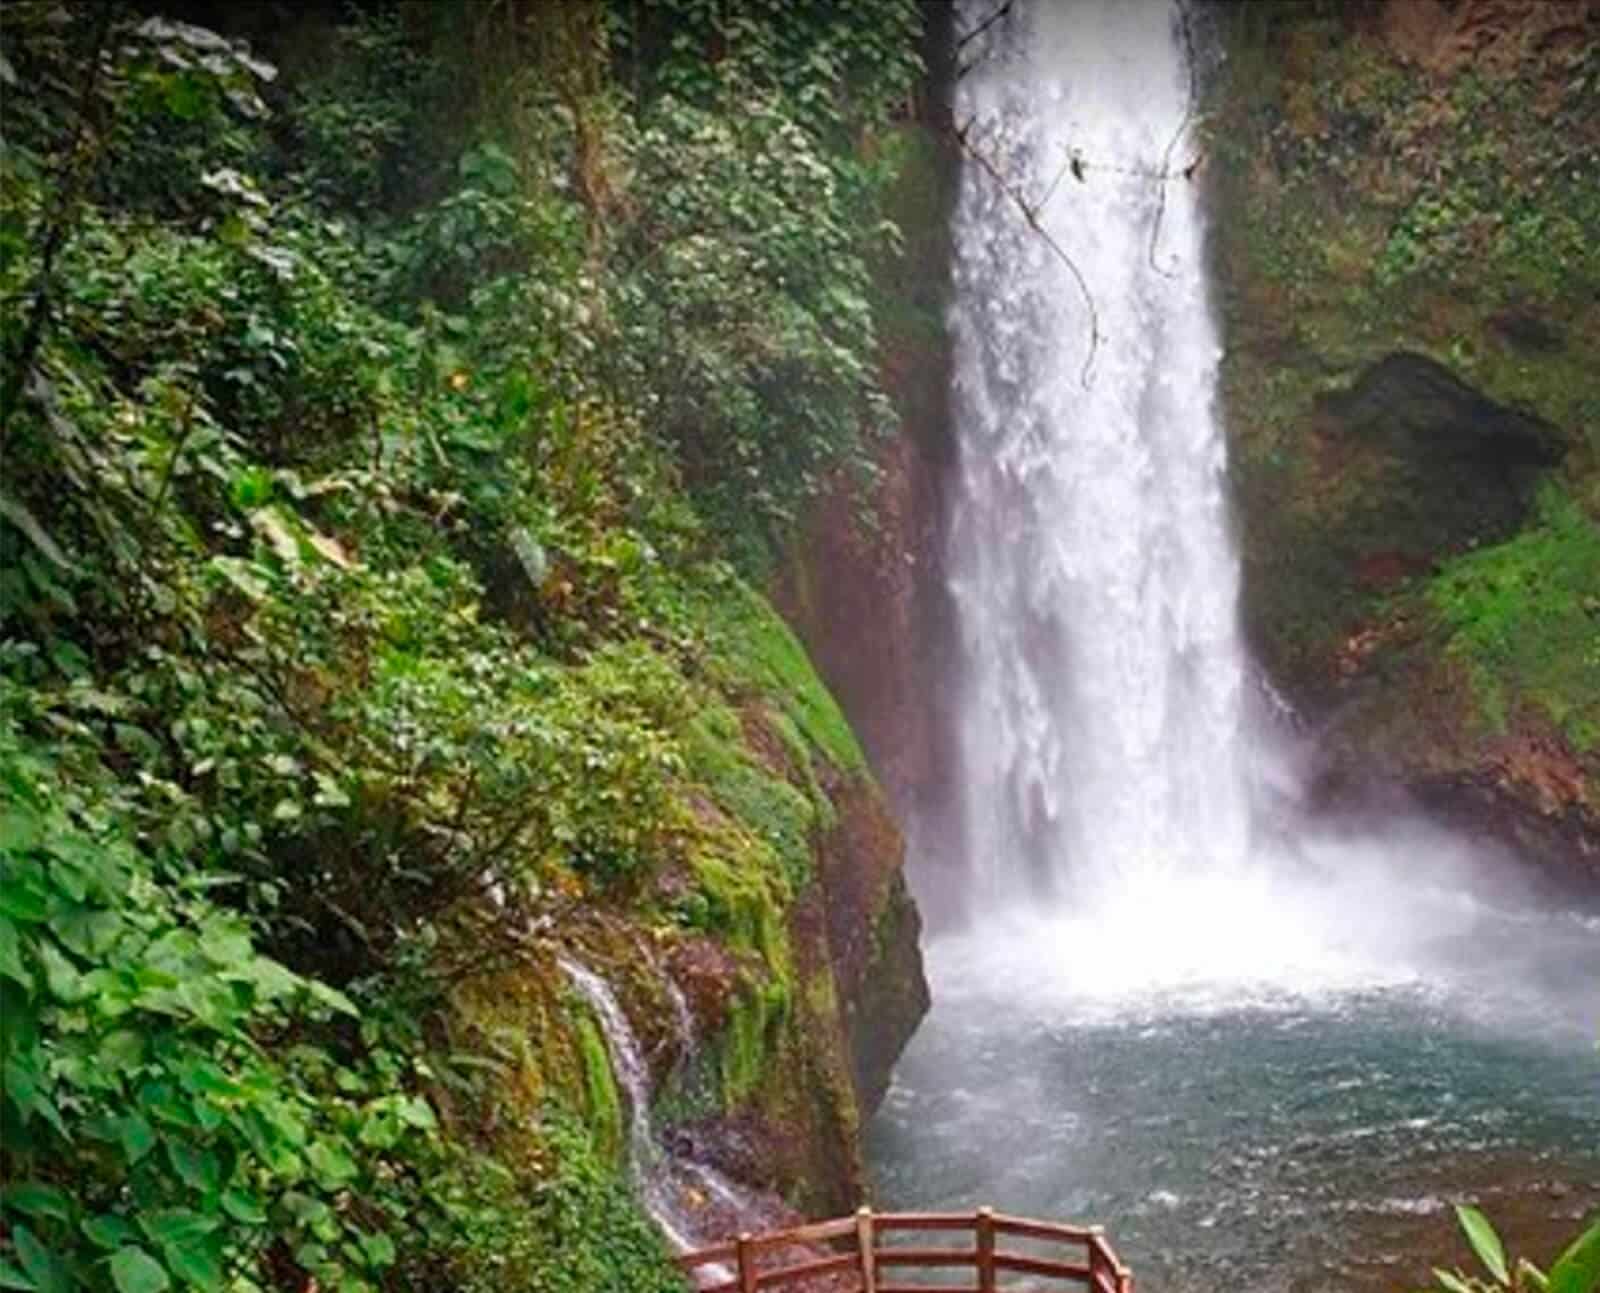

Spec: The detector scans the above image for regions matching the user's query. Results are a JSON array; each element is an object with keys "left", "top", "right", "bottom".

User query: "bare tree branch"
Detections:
[{"left": 953, "top": 114, "right": 1103, "bottom": 388}]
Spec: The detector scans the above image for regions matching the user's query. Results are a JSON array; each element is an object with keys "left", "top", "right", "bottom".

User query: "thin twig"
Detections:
[
  {"left": 954, "top": 115, "right": 1102, "bottom": 388},
  {"left": 1150, "top": 0, "right": 1198, "bottom": 278},
  {"left": 954, "top": 0, "right": 1015, "bottom": 80}
]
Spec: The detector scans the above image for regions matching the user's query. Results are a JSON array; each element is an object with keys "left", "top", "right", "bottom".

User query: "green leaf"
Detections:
[
  {"left": 116, "top": 1113, "right": 157, "bottom": 1163},
  {"left": 0, "top": 492, "right": 73, "bottom": 571},
  {"left": 98, "top": 1029, "right": 146, "bottom": 1073},
  {"left": 35, "top": 939, "right": 82, "bottom": 1003},
  {"left": 165, "top": 1142, "right": 221, "bottom": 1195},
  {"left": 1547, "top": 1216, "right": 1600, "bottom": 1293},
  {"left": 137, "top": 1209, "right": 219, "bottom": 1249},
  {"left": 10, "top": 1227, "right": 68, "bottom": 1293},
  {"left": 357, "top": 1232, "right": 395, "bottom": 1270},
  {"left": 2, "top": 1183, "right": 70, "bottom": 1223},
  {"left": 397, "top": 1095, "right": 436, "bottom": 1130},
  {"left": 157, "top": 1236, "right": 221, "bottom": 1293},
  {"left": 219, "top": 1190, "right": 266, "bottom": 1226},
  {"left": 0, "top": 809, "right": 43, "bottom": 853},
  {"left": 306, "top": 1140, "right": 358, "bottom": 1189},
  {"left": 0, "top": 916, "right": 32, "bottom": 988},
  {"left": 109, "top": 1248, "right": 170, "bottom": 1293},
  {"left": 307, "top": 980, "right": 357, "bottom": 1017},
  {"left": 49, "top": 905, "right": 121, "bottom": 959},
  {"left": 1456, "top": 1206, "right": 1510, "bottom": 1285},
  {"left": 0, "top": 1260, "right": 36, "bottom": 1291},
  {"left": 82, "top": 1216, "right": 137, "bottom": 1251},
  {"left": 0, "top": 870, "right": 48, "bottom": 923},
  {"left": 1432, "top": 1271, "right": 1476, "bottom": 1293}
]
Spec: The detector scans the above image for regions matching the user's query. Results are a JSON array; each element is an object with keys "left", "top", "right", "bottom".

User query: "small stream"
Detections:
[{"left": 558, "top": 955, "right": 755, "bottom": 1277}]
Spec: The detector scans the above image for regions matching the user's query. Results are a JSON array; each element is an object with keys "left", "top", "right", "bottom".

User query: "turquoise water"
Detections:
[{"left": 868, "top": 896, "right": 1600, "bottom": 1291}]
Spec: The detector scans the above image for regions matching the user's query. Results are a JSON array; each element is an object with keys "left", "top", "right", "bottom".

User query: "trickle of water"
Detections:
[
  {"left": 558, "top": 956, "right": 699, "bottom": 1251},
  {"left": 558, "top": 956, "right": 753, "bottom": 1284}
]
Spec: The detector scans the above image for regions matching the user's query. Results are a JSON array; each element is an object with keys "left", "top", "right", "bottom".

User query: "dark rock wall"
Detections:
[{"left": 1205, "top": 0, "right": 1600, "bottom": 886}]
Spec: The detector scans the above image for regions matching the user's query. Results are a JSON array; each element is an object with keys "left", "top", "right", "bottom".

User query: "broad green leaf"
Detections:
[
  {"left": 397, "top": 1096, "right": 436, "bottom": 1130},
  {"left": 158, "top": 1235, "right": 222, "bottom": 1293},
  {"left": 0, "top": 916, "right": 32, "bottom": 988},
  {"left": 0, "top": 1260, "right": 35, "bottom": 1291},
  {"left": 49, "top": 905, "right": 121, "bottom": 959},
  {"left": 1456, "top": 1206, "right": 1510, "bottom": 1285},
  {"left": 165, "top": 1142, "right": 221, "bottom": 1195},
  {"left": 11, "top": 1227, "right": 69, "bottom": 1293},
  {"left": 116, "top": 1113, "right": 157, "bottom": 1163},
  {"left": 219, "top": 1190, "right": 266, "bottom": 1225},
  {"left": 98, "top": 1029, "right": 146, "bottom": 1073},
  {"left": 358, "top": 1232, "right": 395, "bottom": 1269},
  {"left": 307, "top": 980, "right": 357, "bottom": 1017},
  {"left": 1547, "top": 1216, "right": 1600, "bottom": 1293},
  {"left": 109, "top": 1248, "right": 170, "bottom": 1293},
  {"left": 306, "top": 1140, "right": 358, "bottom": 1189},
  {"left": 0, "top": 869, "right": 48, "bottom": 923},
  {"left": 0, "top": 809, "right": 43, "bottom": 853},
  {"left": 137, "top": 1210, "right": 220, "bottom": 1248},
  {"left": 2, "top": 1183, "right": 70, "bottom": 1223},
  {"left": 81, "top": 1216, "right": 136, "bottom": 1251},
  {"left": 35, "top": 939, "right": 83, "bottom": 1003}
]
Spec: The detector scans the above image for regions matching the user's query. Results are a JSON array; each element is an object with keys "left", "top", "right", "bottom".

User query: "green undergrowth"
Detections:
[
  {"left": 1430, "top": 485, "right": 1600, "bottom": 750},
  {"left": 0, "top": 0, "right": 921, "bottom": 1286}
]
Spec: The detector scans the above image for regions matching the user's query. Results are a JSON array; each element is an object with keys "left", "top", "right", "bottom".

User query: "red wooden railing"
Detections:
[{"left": 676, "top": 1206, "right": 1134, "bottom": 1293}]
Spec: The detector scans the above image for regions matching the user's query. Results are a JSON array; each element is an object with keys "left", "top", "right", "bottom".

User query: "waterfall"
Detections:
[{"left": 948, "top": 0, "right": 1251, "bottom": 912}]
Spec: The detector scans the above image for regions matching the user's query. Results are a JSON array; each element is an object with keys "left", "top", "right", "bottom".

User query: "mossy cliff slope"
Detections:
[
  {"left": 1206, "top": 0, "right": 1600, "bottom": 885},
  {"left": 0, "top": 3, "right": 928, "bottom": 1289}
]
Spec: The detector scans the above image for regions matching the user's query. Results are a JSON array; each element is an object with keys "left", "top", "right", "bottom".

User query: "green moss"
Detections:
[
  {"left": 448, "top": 1108, "right": 682, "bottom": 1293},
  {"left": 573, "top": 1012, "right": 625, "bottom": 1166},
  {"left": 685, "top": 702, "right": 817, "bottom": 890},
  {"left": 718, "top": 970, "right": 792, "bottom": 1106},
  {"left": 695, "top": 573, "right": 867, "bottom": 773},
  {"left": 1429, "top": 484, "right": 1600, "bottom": 750}
]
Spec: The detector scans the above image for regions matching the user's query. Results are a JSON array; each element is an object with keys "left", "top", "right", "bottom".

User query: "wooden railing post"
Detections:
[
  {"left": 975, "top": 1207, "right": 997, "bottom": 1293},
  {"left": 736, "top": 1232, "right": 756, "bottom": 1293},
  {"left": 855, "top": 1206, "right": 877, "bottom": 1293}
]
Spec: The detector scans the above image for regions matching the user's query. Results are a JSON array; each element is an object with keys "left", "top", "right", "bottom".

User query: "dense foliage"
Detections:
[
  {"left": 1416, "top": 1206, "right": 1600, "bottom": 1293},
  {"left": 0, "top": 0, "right": 921, "bottom": 1288}
]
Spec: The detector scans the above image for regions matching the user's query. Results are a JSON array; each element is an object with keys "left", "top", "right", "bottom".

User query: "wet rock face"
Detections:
[
  {"left": 1236, "top": 351, "right": 1563, "bottom": 713},
  {"left": 1207, "top": 2, "right": 1600, "bottom": 886},
  {"left": 818, "top": 772, "right": 930, "bottom": 1114},
  {"left": 1324, "top": 351, "right": 1563, "bottom": 478}
]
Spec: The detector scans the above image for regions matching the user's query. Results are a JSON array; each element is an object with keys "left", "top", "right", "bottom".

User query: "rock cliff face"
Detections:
[
  {"left": 1205, "top": 0, "right": 1600, "bottom": 890},
  {"left": 776, "top": 6, "right": 970, "bottom": 925}
]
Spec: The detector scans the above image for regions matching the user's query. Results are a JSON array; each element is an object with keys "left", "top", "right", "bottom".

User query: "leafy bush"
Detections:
[
  {"left": 1429, "top": 485, "right": 1600, "bottom": 748},
  {"left": 0, "top": 718, "right": 436, "bottom": 1293},
  {"left": 1416, "top": 1205, "right": 1600, "bottom": 1293}
]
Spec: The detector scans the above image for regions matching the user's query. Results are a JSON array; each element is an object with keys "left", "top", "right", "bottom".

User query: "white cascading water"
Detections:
[
  {"left": 868, "top": 8, "right": 1600, "bottom": 1283},
  {"left": 558, "top": 957, "right": 744, "bottom": 1283},
  {"left": 948, "top": 0, "right": 1251, "bottom": 916}
]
